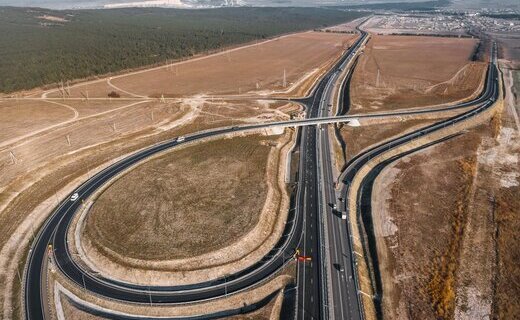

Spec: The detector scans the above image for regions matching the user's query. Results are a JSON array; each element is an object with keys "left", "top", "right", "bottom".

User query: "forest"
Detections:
[{"left": 0, "top": 6, "right": 366, "bottom": 93}]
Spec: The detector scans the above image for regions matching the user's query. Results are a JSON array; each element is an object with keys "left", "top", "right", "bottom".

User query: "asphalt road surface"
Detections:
[
  {"left": 294, "top": 30, "right": 368, "bottom": 320},
  {"left": 24, "top": 31, "right": 368, "bottom": 320},
  {"left": 23, "top": 28, "right": 498, "bottom": 319},
  {"left": 337, "top": 43, "right": 498, "bottom": 319}
]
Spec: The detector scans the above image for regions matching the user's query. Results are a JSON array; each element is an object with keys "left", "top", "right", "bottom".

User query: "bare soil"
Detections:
[{"left": 350, "top": 35, "right": 486, "bottom": 113}]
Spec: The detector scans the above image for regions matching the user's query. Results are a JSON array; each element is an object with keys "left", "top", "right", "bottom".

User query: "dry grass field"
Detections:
[
  {"left": 0, "top": 97, "right": 297, "bottom": 315},
  {"left": 0, "top": 29, "right": 349, "bottom": 317},
  {"left": 74, "top": 129, "right": 294, "bottom": 285},
  {"left": 0, "top": 99, "right": 154, "bottom": 147},
  {"left": 335, "top": 119, "right": 438, "bottom": 167},
  {"left": 371, "top": 109, "right": 519, "bottom": 320},
  {"left": 85, "top": 134, "right": 280, "bottom": 260},
  {"left": 350, "top": 35, "right": 486, "bottom": 112},
  {"left": 43, "top": 32, "right": 356, "bottom": 99},
  {"left": 0, "top": 99, "right": 295, "bottom": 188},
  {"left": 59, "top": 293, "right": 280, "bottom": 320},
  {"left": 344, "top": 36, "right": 518, "bottom": 320},
  {"left": 373, "top": 127, "right": 488, "bottom": 319},
  {"left": 0, "top": 100, "right": 76, "bottom": 143}
]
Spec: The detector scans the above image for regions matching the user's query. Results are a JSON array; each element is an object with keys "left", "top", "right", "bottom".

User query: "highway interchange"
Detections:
[{"left": 23, "top": 24, "right": 500, "bottom": 320}]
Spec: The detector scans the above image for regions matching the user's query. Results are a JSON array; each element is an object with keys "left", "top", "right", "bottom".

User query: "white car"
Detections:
[
  {"left": 70, "top": 193, "right": 79, "bottom": 202},
  {"left": 177, "top": 136, "right": 185, "bottom": 142}
]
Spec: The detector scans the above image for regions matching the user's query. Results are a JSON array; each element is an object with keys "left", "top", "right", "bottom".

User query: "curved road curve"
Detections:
[
  {"left": 338, "top": 43, "right": 499, "bottom": 318},
  {"left": 24, "top": 31, "right": 369, "bottom": 319}
]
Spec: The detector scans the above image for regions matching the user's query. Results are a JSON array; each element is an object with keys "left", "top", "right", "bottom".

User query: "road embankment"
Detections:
[{"left": 344, "top": 79, "right": 503, "bottom": 320}]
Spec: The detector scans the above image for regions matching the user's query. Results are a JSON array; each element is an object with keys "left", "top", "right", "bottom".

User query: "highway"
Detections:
[
  {"left": 337, "top": 43, "right": 498, "bottom": 318},
  {"left": 310, "top": 29, "right": 368, "bottom": 320},
  {"left": 294, "top": 29, "right": 369, "bottom": 320},
  {"left": 24, "top": 29, "right": 368, "bottom": 320},
  {"left": 23, "top": 25, "right": 498, "bottom": 319},
  {"left": 309, "top": 34, "right": 498, "bottom": 320}
]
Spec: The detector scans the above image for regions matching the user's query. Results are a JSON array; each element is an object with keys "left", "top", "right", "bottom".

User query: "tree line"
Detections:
[{"left": 0, "top": 6, "right": 367, "bottom": 93}]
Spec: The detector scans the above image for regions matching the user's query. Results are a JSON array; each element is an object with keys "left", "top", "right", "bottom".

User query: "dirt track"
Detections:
[{"left": 1, "top": 28, "right": 342, "bottom": 318}]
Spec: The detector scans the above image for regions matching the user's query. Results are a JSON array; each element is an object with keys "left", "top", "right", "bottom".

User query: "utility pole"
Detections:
[
  {"left": 66, "top": 134, "right": 71, "bottom": 146},
  {"left": 9, "top": 151, "right": 17, "bottom": 165},
  {"left": 376, "top": 69, "right": 380, "bottom": 88},
  {"left": 111, "top": 122, "right": 116, "bottom": 132},
  {"left": 283, "top": 69, "right": 287, "bottom": 88},
  {"left": 17, "top": 267, "right": 22, "bottom": 286}
]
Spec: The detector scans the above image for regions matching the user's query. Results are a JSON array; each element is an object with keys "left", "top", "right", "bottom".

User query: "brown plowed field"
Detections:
[
  {"left": 350, "top": 35, "right": 486, "bottom": 112},
  {"left": 46, "top": 32, "right": 356, "bottom": 99}
]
